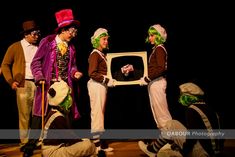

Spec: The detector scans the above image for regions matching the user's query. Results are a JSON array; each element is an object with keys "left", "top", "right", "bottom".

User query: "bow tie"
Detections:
[{"left": 58, "top": 42, "right": 68, "bottom": 55}]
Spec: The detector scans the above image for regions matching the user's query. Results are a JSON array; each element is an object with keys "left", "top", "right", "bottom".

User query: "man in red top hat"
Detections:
[{"left": 23, "top": 8, "right": 83, "bottom": 157}]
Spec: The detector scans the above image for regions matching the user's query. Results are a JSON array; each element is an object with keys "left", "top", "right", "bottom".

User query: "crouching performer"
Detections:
[{"left": 42, "top": 80, "right": 96, "bottom": 157}]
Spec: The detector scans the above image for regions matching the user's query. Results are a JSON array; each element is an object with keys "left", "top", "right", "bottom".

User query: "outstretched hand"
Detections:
[
  {"left": 107, "top": 78, "right": 116, "bottom": 87},
  {"left": 139, "top": 77, "right": 148, "bottom": 86},
  {"left": 74, "top": 71, "right": 83, "bottom": 80}
]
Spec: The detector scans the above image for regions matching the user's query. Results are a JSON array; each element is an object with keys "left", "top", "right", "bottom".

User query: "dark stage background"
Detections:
[{"left": 0, "top": 0, "right": 234, "bottom": 142}]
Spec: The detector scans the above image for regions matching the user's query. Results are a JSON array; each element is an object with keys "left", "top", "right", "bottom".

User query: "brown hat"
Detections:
[{"left": 21, "top": 20, "right": 40, "bottom": 34}]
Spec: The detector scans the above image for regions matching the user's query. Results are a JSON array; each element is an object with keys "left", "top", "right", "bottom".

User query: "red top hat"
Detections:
[{"left": 55, "top": 9, "right": 80, "bottom": 32}]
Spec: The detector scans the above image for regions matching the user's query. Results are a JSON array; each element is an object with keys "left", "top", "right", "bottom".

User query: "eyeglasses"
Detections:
[
  {"left": 67, "top": 28, "right": 78, "bottom": 37},
  {"left": 30, "top": 30, "right": 41, "bottom": 37}
]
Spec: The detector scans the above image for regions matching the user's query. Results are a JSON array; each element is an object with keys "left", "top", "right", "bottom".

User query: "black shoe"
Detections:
[
  {"left": 143, "top": 139, "right": 153, "bottom": 145},
  {"left": 20, "top": 144, "right": 26, "bottom": 152},
  {"left": 100, "top": 139, "right": 114, "bottom": 152},
  {"left": 22, "top": 142, "right": 37, "bottom": 157},
  {"left": 97, "top": 150, "right": 106, "bottom": 157},
  {"left": 23, "top": 149, "right": 34, "bottom": 157}
]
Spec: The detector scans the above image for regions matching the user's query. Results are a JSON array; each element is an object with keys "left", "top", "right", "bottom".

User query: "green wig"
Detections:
[
  {"left": 91, "top": 32, "right": 109, "bottom": 49},
  {"left": 178, "top": 93, "right": 203, "bottom": 106},
  {"left": 59, "top": 93, "right": 72, "bottom": 112},
  {"left": 145, "top": 26, "right": 165, "bottom": 45}
]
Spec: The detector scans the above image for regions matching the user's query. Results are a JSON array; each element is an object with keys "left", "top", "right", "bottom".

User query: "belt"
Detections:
[{"left": 25, "top": 79, "right": 34, "bottom": 82}]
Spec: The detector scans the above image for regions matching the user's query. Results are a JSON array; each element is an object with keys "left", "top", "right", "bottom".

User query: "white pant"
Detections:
[
  {"left": 148, "top": 77, "right": 172, "bottom": 129},
  {"left": 87, "top": 79, "right": 107, "bottom": 133}
]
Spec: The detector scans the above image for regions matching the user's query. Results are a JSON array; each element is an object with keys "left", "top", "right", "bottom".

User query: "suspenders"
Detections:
[
  {"left": 189, "top": 104, "right": 221, "bottom": 154},
  {"left": 42, "top": 111, "right": 64, "bottom": 140}
]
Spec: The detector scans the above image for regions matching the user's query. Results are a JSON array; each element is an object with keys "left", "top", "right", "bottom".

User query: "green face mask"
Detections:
[
  {"left": 178, "top": 94, "right": 199, "bottom": 106},
  {"left": 59, "top": 94, "right": 72, "bottom": 111}
]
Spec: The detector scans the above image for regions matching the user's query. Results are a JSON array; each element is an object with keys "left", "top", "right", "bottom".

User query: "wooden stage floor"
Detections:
[{"left": 1, "top": 139, "right": 235, "bottom": 157}]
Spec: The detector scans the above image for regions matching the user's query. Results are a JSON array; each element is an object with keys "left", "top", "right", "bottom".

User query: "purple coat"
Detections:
[{"left": 31, "top": 34, "right": 80, "bottom": 119}]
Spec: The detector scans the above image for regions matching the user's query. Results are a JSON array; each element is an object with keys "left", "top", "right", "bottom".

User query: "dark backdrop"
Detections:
[{"left": 0, "top": 0, "right": 234, "bottom": 142}]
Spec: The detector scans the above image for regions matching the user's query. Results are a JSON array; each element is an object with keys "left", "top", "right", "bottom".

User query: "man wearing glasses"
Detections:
[{"left": 1, "top": 20, "right": 41, "bottom": 149}]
